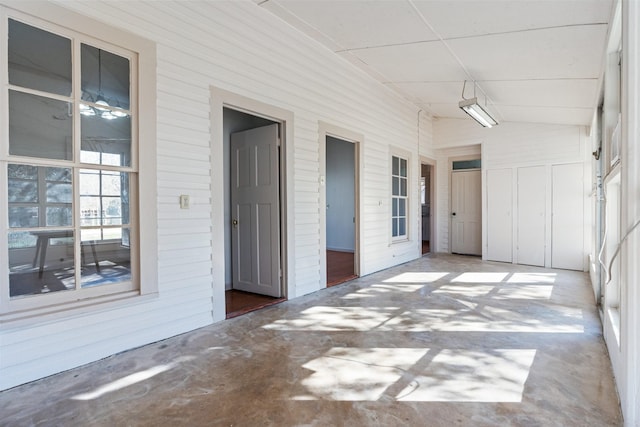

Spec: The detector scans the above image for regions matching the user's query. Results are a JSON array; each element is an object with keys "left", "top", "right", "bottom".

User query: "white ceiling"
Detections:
[{"left": 257, "top": 0, "right": 613, "bottom": 126}]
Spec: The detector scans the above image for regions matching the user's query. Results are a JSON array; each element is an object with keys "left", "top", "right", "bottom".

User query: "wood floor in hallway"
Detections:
[{"left": 0, "top": 254, "right": 622, "bottom": 426}]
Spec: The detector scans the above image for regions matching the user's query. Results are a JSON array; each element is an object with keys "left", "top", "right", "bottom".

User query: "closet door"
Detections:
[
  {"left": 517, "top": 166, "right": 546, "bottom": 267},
  {"left": 486, "top": 169, "right": 513, "bottom": 262}
]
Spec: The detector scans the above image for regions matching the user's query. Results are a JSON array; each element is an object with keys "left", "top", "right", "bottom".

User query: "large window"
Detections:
[
  {"left": 2, "top": 15, "right": 139, "bottom": 311},
  {"left": 391, "top": 155, "right": 408, "bottom": 240}
]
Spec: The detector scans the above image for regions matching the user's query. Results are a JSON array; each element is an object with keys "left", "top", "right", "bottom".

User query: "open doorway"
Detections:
[
  {"left": 223, "top": 107, "right": 285, "bottom": 318},
  {"left": 421, "top": 162, "right": 434, "bottom": 254},
  {"left": 325, "top": 135, "right": 358, "bottom": 286}
]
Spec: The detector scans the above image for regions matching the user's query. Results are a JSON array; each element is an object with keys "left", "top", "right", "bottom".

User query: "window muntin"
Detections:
[
  {"left": 392, "top": 155, "right": 408, "bottom": 239},
  {"left": 3, "top": 17, "right": 137, "bottom": 308}
]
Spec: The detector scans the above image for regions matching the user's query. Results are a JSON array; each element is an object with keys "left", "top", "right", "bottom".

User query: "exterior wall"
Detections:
[
  {"left": 0, "top": 0, "right": 430, "bottom": 390},
  {"left": 613, "top": 1, "right": 640, "bottom": 424},
  {"left": 433, "top": 118, "right": 590, "bottom": 267}
]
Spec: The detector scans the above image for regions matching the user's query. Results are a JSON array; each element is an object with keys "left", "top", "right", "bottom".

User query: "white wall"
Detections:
[
  {"left": 0, "top": 0, "right": 430, "bottom": 390},
  {"left": 433, "top": 118, "right": 591, "bottom": 269}
]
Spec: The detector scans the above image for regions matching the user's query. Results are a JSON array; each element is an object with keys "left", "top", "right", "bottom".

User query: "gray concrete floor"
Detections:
[{"left": 0, "top": 254, "right": 622, "bottom": 426}]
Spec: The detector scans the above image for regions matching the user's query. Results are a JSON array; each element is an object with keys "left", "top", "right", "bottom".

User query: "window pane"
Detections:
[
  {"left": 392, "top": 219, "right": 398, "bottom": 237},
  {"left": 400, "top": 177, "right": 407, "bottom": 197},
  {"left": 8, "top": 19, "right": 72, "bottom": 96},
  {"left": 392, "top": 198, "right": 398, "bottom": 216},
  {"left": 81, "top": 114, "right": 131, "bottom": 167},
  {"left": 392, "top": 156, "right": 399, "bottom": 175},
  {"left": 80, "top": 196, "right": 101, "bottom": 226},
  {"left": 400, "top": 158, "right": 407, "bottom": 177},
  {"left": 81, "top": 45, "right": 130, "bottom": 110},
  {"left": 8, "top": 164, "right": 38, "bottom": 180},
  {"left": 9, "top": 91, "right": 72, "bottom": 160},
  {"left": 80, "top": 170, "right": 100, "bottom": 195},
  {"left": 392, "top": 177, "right": 399, "bottom": 196},
  {"left": 102, "top": 173, "right": 121, "bottom": 196},
  {"left": 399, "top": 218, "right": 406, "bottom": 236},
  {"left": 80, "top": 228, "right": 131, "bottom": 288},
  {"left": 399, "top": 198, "right": 406, "bottom": 216},
  {"left": 46, "top": 182, "right": 72, "bottom": 203},
  {"left": 103, "top": 197, "right": 122, "bottom": 225},
  {"left": 9, "top": 207, "right": 39, "bottom": 228},
  {"left": 8, "top": 179, "right": 37, "bottom": 203},
  {"left": 46, "top": 167, "right": 72, "bottom": 182},
  {"left": 452, "top": 159, "right": 481, "bottom": 170},
  {"left": 9, "top": 230, "right": 75, "bottom": 297},
  {"left": 46, "top": 207, "right": 72, "bottom": 227}
]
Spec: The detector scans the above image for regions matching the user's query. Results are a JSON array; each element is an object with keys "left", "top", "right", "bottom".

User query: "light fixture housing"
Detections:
[{"left": 459, "top": 97, "right": 498, "bottom": 128}]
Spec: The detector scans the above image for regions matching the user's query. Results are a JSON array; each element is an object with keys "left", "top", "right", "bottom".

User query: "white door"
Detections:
[
  {"left": 552, "top": 163, "right": 584, "bottom": 270},
  {"left": 230, "top": 124, "right": 281, "bottom": 297},
  {"left": 451, "top": 169, "right": 481, "bottom": 255},
  {"left": 486, "top": 168, "right": 513, "bottom": 262},
  {"left": 517, "top": 166, "right": 546, "bottom": 267}
]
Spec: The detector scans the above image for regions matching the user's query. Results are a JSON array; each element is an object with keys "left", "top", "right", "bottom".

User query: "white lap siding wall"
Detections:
[{"left": 0, "top": 0, "right": 430, "bottom": 390}]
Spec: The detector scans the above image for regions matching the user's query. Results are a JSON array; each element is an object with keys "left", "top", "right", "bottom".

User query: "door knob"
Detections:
[
  {"left": 232, "top": 219, "right": 238, "bottom": 228},
  {"left": 452, "top": 212, "right": 456, "bottom": 216}
]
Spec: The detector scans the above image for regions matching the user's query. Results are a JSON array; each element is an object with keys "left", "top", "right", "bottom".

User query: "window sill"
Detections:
[{"left": 0, "top": 291, "right": 158, "bottom": 330}]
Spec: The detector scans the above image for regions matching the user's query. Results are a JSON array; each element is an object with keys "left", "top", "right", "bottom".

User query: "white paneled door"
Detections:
[
  {"left": 231, "top": 124, "right": 282, "bottom": 297},
  {"left": 552, "top": 163, "right": 584, "bottom": 270},
  {"left": 451, "top": 170, "right": 482, "bottom": 255},
  {"left": 486, "top": 169, "right": 513, "bottom": 262},
  {"left": 517, "top": 166, "right": 546, "bottom": 267}
]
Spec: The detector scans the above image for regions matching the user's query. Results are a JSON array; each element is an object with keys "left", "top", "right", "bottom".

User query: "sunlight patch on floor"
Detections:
[
  {"left": 383, "top": 272, "right": 449, "bottom": 283},
  {"left": 71, "top": 356, "right": 195, "bottom": 401},
  {"left": 494, "top": 284, "right": 554, "bottom": 300},
  {"left": 293, "top": 348, "right": 428, "bottom": 401},
  {"left": 292, "top": 348, "right": 535, "bottom": 402},
  {"left": 452, "top": 272, "right": 509, "bottom": 283},
  {"left": 433, "top": 284, "right": 495, "bottom": 297},
  {"left": 341, "top": 284, "right": 425, "bottom": 299},
  {"left": 262, "top": 306, "right": 398, "bottom": 331},
  {"left": 397, "top": 349, "right": 536, "bottom": 402},
  {"left": 507, "top": 272, "right": 556, "bottom": 284},
  {"left": 380, "top": 306, "right": 584, "bottom": 333}
]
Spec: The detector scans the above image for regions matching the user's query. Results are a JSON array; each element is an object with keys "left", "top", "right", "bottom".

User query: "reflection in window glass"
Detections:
[
  {"left": 80, "top": 228, "right": 131, "bottom": 288},
  {"left": 81, "top": 113, "right": 131, "bottom": 166},
  {"left": 8, "top": 231, "right": 75, "bottom": 297},
  {"left": 9, "top": 91, "right": 73, "bottom": 160},
  {"left": 81, "top": 44, "right": 130, "bottom": 110},
  {"left": 8, "top": 19, "right": 72, "bottom": 96},
  {"left": 9, "top": 207, "right": 38, "bottom": 228},
  {"left": 80, "top": 169, "right": 129, "bottom": 230}
]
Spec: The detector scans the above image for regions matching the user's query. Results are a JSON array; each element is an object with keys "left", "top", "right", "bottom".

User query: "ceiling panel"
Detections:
[
  {"left": 447, "top": 25, "right": 608, "bottom": 81},
  {"left": 346, "top": 41, "right": 467, "bottom": 82},
  {"left": 413, "top": 0, "right": 613, "bottom": 39},
  {"left": 484, "top": 79, "right": 599, "bottom": 108},
  {"left": 274, "top": 0, "right": 438, "bottom": 50},
  {"left": 260, "top": 0, "right": 612, "bottom": 126}
]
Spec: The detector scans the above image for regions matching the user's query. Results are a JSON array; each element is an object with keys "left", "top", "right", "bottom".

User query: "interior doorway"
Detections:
[
  {"left": 223, "top": 107, "right": 285, "bottom": 318},
  {"left": 421, "top": 162, "right": 434, "bottom": 254},
  {"left": 450, "top": 158, "right": 482, "bottom": 256},
  {"left": 325, "top": 136, "right": 358, "bottom": 286}
]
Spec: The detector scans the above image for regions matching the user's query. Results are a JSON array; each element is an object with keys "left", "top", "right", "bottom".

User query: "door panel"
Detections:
[
  {"left": 552, "top": 163, "right": 584, "bottom": 270},
  {"left": 451, "top": 169, "right": 481, "bottom": 255},
  {"left": 487, "top": 169, "right": 513, "bottom": 262},
  {"left": 231, "top": 124, "right": 281, "bottom": 297},
  {"left": 517, "top": 166, "right": 545, "bottom": 267}
]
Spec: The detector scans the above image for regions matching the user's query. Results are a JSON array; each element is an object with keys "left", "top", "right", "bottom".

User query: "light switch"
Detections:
[{"left": 179, "top": 194, "right": 190, "bottom": 209}]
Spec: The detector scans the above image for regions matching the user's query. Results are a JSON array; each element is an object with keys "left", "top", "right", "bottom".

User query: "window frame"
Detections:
[
  {"left": 0, "top": 4, "right": 157, "bottom": 320},
  {"left": 391, "top": 152, "right": 410, "bottom": 242}
]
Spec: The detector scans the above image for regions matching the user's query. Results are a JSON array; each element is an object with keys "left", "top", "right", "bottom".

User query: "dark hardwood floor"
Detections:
[
  {"left": 225, "top": 289, "right": 284, "bottom": 319},
  {"left": 327, "top": 250, "right": 357, "bottom": 287},
  {"left": 422, "top": 240, "right": 430, "bottom": 254}
]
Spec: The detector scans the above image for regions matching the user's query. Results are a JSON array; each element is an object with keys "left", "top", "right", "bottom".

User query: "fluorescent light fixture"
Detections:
[{"left": 459, "top": 97, "right": 498, "bottom": 128}]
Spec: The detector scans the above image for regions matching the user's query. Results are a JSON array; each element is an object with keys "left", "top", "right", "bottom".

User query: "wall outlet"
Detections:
[{"left": 179, "top": 194, "right": 190, "bottom": 209}]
